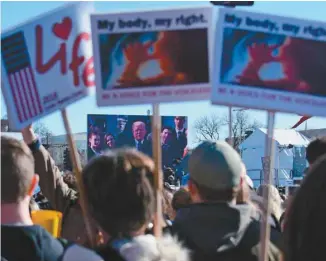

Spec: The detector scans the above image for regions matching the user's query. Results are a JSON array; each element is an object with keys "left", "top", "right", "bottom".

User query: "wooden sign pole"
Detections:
[
  {"left": 259, "top": 111, "right": 276, "bottom": 261},
  {"left": 151, "top": 103, "right": 163, "bottom": 238},
  {"left": 61, "top": 109, "right": 95, "bottom": 247},
  {"left": 228, "top": 106, "right": 233, "bottom": 146}
]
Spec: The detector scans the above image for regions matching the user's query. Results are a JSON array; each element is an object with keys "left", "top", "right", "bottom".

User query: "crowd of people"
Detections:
[{"left": 2, "top": 124, "right": 326, "bottom": 261}]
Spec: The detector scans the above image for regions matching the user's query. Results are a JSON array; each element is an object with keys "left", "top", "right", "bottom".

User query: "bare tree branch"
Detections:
[
  {"left": 223, "top": 110, "right": 263, "bottom": 149},
  {"left": 194, "top": 110, "right": 263, "bottom": 149},
  {"left": 193, "top": 114, "right": 223, "bottom": 142},
  {"left": 248, "top": 119, "right": 264, "bottom": 130}
]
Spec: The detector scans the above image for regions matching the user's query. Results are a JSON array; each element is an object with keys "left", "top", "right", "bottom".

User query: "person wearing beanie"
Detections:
[{"left": 171, "top": 141, "right": 282, "bottom": 261}]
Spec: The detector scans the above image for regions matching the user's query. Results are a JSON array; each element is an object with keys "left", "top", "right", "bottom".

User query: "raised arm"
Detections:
[{"left": 22, "top": 125, "right": 78, "bottom": 213}]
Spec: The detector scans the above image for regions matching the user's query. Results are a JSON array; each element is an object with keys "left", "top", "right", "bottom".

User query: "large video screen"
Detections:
[{"left": 87, "top": 114, "right": 188, "bottom": 169}]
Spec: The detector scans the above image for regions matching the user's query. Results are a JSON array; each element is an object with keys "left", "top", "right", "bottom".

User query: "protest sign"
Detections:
[
  {"left": 212, "top": 8, "right": 326, "bottom": 117},
  {"left": 91, "top": 7, "right": 212, "bottom": 106},
  {"left": 1, "top": 2, "right": 95, "bottom": 130}
]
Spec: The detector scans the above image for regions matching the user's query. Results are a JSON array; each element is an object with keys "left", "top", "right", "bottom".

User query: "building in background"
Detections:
[
  {"left": 1, "top": 120, "right": 87, "bottom": 171},
  {"left": 46, "top": 133, "right": 87, "bottom": 170},
  {"left": 299, "top": 129, "right": 326, "bottom": 139},
  {"left": 239, "top": 128, "right": 311, "bottom": 187}
]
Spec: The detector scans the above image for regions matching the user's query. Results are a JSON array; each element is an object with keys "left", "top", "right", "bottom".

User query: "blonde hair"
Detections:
[{"left": 1, "top": 136, "right": 35, "bottom": 203}]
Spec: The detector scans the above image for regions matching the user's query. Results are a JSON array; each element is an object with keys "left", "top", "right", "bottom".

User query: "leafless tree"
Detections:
[
  {"left": 224, "top": 110, "right": 263, "bottom": 149},
  {"left": 193, "top": 114, "right": 223, "bottom": 142},
  {"left": 34, "top": 122, "right": 53, "bottom": 147}
]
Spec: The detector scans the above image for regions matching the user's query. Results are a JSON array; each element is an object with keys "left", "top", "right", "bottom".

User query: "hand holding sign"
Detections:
[{"left": 1, "top": 2, "right": 96, "bottom": 246}]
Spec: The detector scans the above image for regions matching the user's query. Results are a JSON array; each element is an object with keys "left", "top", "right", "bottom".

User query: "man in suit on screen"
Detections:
[
  {"left": 115, "top": 115, "right": 130, "bottom": 147},
  {"left": 161, "top": 126, "right": 178, "bottom": 168},
  {"left": 88, "top": 131, "right": 102, "bottom": 160},
  {"left": 128, "top": 121, "right": 152, "bottom": 157},
  {"left": 171, "top": 116, "right": 188, "bottom": 159}
]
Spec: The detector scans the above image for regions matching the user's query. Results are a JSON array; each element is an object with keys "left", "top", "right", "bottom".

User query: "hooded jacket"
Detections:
[
  {"left": 96, "top": 234, "right": 189, "bottom": 261},
  {"left": 172, "top": 202, "right": 282, "bottom": 261}
]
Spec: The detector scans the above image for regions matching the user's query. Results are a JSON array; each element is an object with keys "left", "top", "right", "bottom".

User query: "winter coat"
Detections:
[
  {"left": 172, "top": 202, "right": 283, "bottom": 261},
  {"left": 96, "top": 234, "right": 190, "bottom": 261}
]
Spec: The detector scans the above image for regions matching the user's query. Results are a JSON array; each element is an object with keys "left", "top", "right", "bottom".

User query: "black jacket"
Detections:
[
  {"left": 115, "top": 132, "right": 132, "bottom": 148},
  {"left": 87, "top": 147, "right": 98, "bottom": 160},
  {"left": 171, "top": 129, "right": 187, "bottom": 159},
  {"left": 125, "top": 139, "right": 152, "bottom": 157},
  {"left": 2, "top": 225, "right": 101, "bottom": 261},
  {"left": 2, "top": 225, "right": 67, "bottom": 261},
  {"left": 172, "top": 202, "right": 282, "bottom": 261}
]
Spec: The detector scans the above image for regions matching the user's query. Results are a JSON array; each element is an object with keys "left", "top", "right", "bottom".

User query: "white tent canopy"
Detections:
[{"left": 240, "top": 128, "right": 310, "bottom": 187}]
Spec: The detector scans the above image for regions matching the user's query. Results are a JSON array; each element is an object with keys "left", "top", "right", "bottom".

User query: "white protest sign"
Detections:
[
  {"left": 91, "top": 7, "right": 212, "bottom": 106},
  {"left": 212, "top": 8, "right": 326, "bottom": 117},
  {"left": 1, "top": 2, "right": 95, "bottom": 130}
]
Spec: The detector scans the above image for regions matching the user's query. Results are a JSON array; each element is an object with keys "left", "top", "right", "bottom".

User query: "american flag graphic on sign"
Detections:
[{"left": 1, "top": 31, "right": 43, "bottom": 123}]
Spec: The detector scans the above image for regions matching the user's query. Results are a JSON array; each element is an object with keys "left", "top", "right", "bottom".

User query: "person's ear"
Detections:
[
  {"left": 187, "top": 179, "right": 194, "bottom": 193},
  {"left": 28, "top": 174, "right": 39, "bottom": 197},
  {"left": 188, "top": 179, "right": 199, "bottom": 201}
]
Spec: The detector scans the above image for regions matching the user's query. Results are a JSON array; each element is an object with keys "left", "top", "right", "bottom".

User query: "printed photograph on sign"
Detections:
[
  {"left": 98, "top": 29, "right": 209, "bottom": 89},
  {"left": 212, "top": 8, "right": 326, "bottom": 117},
  {"left": 1, "top": 2, "right": 94, "bottom": 130},
  {"left": 87, "top": 114, "right": 188, "bottom": 169},
  {"left": 220, "top": 28, "right": 326, "bottom": 97},
  {"left": 91, "top": 7, "right": 212, "bottom": 106}
]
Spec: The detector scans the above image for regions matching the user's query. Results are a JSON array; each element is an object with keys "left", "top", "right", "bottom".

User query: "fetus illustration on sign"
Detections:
[
  {"left": 99, "top": 29, "right": 209, "bottom": 89},
  {"left": 221, "top": 28, "right": 326, "bottom": 97}
]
